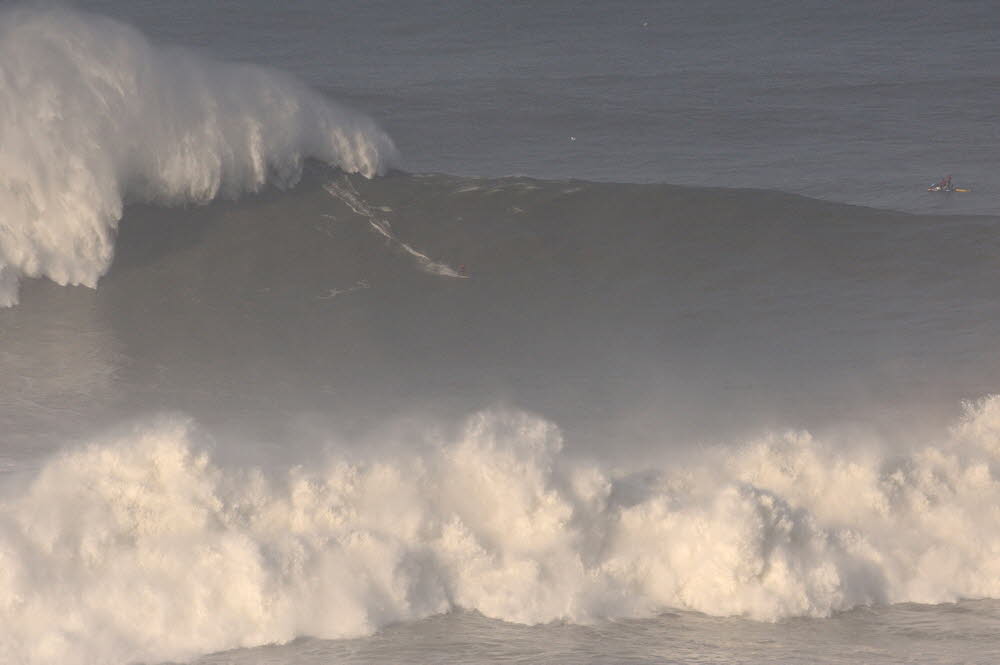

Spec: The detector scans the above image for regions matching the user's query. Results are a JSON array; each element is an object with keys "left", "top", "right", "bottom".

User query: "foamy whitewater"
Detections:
[
  {"left": 4, "top": 3, "right": 1000, "bottom": 665},
  {"left": 0, "top": 6, "right": 396, "bottom": 306},
  {"left": 6, "top": 401, "right": 1000, "bottom": 664}
]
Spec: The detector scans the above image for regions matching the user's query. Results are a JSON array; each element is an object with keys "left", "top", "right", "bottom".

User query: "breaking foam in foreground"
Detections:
[{"left": 4, "top": 399, "right": 1000, "bottom": 664}]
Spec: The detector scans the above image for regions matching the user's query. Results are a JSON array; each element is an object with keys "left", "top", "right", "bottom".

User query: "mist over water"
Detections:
[{"left": 3, "top": 2, "right": 1000, "bottom": 664}]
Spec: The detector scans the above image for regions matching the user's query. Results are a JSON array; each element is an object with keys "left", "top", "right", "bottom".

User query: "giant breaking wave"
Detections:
[
  {"left": 0, "top": 7, "right": 397, "bottom": 306},
  {"left": 4, "top": 401, "right": 1000, "bottom": 664}
]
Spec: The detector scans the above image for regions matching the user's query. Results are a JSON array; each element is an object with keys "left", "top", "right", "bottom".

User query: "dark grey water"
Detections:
[
  {"left": 9, "top": 172, "right": 1000, "bottom": 461},
  {"left": 77, "top": 0, "right": 1000, "bottom": 213},
  {"left": 193, "top": 603, "right": 1000, "bottom": 665}
]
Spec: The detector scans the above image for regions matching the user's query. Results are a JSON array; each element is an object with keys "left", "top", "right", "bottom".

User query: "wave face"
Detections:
[
  {"left": 5, "top": 401, "right": 1000, "bottom": 665},
  {"left": 0, "top": 7, "right": 397, "bottom": 306},
  {"left": 2, "top": 129, "right": 1000, "bottom": 662}
]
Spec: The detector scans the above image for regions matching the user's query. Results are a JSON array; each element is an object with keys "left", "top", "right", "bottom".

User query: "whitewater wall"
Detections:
[
  {"left": 0, "top": 6, "right": 397, "bottom": 306},
  {"left": 5, "top": 401, "right": 1000, "bottom": 664}
]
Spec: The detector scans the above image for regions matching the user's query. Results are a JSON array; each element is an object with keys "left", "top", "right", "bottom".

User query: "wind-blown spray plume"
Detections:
[{"left": 0, "top": 7, "right": 398, "bottom": 306}]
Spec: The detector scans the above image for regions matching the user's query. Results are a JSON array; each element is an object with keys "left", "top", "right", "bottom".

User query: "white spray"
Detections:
[
  {"left": 5, "top": 398, "right": 1000, "bottom": 664},
  {"left": 0, "top": 7, "right": 398, "bottom": 306}
]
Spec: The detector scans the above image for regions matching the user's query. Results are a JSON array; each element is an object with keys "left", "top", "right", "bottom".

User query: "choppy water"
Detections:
[
  {"left": 193, "top": 603, "right": 1000, "bottom": 665},
  {"left": 3, "top": 3, "right": 1000, "bottom": 664}
]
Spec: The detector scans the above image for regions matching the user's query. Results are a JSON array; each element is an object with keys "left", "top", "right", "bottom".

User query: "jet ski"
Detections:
[{"left": 928, "top": 181, "right": 969, "bottom": 193}]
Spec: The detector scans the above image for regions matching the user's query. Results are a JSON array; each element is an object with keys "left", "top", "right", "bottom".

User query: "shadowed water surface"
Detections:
[{"left": 188, "top": 601, "right": 1000, "bottom": 665}]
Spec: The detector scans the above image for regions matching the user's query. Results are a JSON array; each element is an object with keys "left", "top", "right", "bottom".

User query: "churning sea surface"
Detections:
[{"left": 2, "top": 1, "right": 1000, "bottom": 664}]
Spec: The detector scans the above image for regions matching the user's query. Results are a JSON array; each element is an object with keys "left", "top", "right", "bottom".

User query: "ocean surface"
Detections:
[{"left": 2, "top": 2, "right": 1000, "bottom": 664}]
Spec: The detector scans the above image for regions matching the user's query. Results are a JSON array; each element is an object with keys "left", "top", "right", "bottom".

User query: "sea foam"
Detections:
[
  {"left": 4, "top": 400, "right": 1000, "bottom": 664},
  {"left": 0, "top": 7, "right": 397, "bottom": 306}
]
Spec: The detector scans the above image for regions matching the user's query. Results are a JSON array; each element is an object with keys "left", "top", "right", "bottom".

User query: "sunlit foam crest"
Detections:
[{"left": 5, "top": 398, "right": 1000, "bottom": 664}]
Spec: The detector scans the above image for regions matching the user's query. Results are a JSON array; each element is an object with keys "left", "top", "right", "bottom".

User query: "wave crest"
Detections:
[{"left": 0, "top": 7, "right": 398, "bottom": 306}]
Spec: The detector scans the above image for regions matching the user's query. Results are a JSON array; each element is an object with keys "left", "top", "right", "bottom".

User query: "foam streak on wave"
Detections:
[
  {"left": 5, "top": 400, "right": 1000, "bottom": 664},
  {"left": 324, "top": 178, "right": 465, "bottom": 278},
  {"left": 0, "top": 7, "right": 398, "bottom": 306}
]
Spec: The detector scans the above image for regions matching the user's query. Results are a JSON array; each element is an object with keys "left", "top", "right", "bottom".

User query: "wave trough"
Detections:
[{"left": 0, "top": 7, "right": 397, "bottom": 306}]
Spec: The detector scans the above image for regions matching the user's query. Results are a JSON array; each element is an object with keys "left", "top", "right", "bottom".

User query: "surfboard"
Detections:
[{"left": 927, "top": 185, "right": 970, "bottom": 193}]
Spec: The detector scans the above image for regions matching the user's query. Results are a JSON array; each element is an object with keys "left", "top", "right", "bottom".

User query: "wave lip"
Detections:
[{"left": 0, "top": 6, "right": 398, "bottom": 306}]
